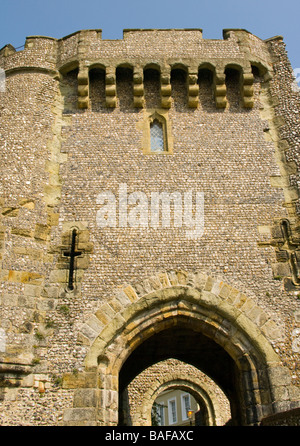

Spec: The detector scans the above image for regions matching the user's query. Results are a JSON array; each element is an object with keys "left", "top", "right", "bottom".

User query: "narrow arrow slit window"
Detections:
[{"left": 150, "top": 119, "right": 165, "bottom": 152}]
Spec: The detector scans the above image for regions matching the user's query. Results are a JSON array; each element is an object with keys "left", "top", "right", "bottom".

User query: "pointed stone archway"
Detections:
[
  {"left": 145, "top": 379, "right": 215, "bottom": 426},
  {"left": 62, "top": 271, "right": 300, "bottom": 426},
  {"left": 122, "top": 358, "right": 231, "bottom": 426}
]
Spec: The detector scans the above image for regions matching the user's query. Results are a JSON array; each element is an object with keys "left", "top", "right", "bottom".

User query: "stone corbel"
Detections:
[
  {"left": 0, "top": 362, "right": 32, "bottom": 388},
  {"left": 242, "top": 72, "right": 254, "bottom": 108},
  {"left": 188, "top": 73, "right": 199, "bottom": 108},
  {"left": 160, "top": 70, "right": 172, "bottom": 109},
  {"left": 77, "top": 67, "right": 89, "bottom": 109},
  {"left": 133, "top": 69, "right": 145, "bottom": 108},
  {"left": 105, "top": 68, "right": 117, "bottom": 108},
  {"left": 214, "top": 72, "right": 227, "bottom": 109}
]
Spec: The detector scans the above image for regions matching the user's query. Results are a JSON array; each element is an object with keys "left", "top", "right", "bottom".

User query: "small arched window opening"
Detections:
[
  {"left": 150, "top": 118, "right": 165, "bottom": 152},
  {"left": 140, "top": 111, "right": 173, "bottom": 155}
]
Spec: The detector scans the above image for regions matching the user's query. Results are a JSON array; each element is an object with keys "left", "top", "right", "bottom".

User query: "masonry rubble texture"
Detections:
[{"left": 0, "top": 28, "right": 300, "bottom": 426}]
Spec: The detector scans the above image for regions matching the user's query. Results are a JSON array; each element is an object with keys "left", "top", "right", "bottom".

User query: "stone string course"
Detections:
[{"left": 0, "top": 28, "right": 300, "bottom": 425}]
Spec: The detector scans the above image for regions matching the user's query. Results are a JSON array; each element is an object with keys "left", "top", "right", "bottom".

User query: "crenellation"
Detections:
[{"left": 0, "top": 28, "right": 273, "bottom": 111}]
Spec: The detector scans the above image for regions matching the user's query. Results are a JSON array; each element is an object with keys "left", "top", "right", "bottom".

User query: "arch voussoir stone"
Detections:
[
  {"left": 80, "top": 270, "right": 284, "bottom": 369},
  {"left": 64, "top": 270, "right": 300, "bottom": 426}
]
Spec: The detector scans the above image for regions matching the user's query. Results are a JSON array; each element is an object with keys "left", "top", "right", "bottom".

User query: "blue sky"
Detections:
[{"left": 1, "top": 0, "right": 299, "bottom": 69}]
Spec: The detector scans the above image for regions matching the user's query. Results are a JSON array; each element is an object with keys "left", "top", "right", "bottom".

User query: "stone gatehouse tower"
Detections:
[{"left": 0, "top": 28, "right": 300, "bottom": 426}]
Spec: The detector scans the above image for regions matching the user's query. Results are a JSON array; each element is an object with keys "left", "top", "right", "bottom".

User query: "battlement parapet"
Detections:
[
  {"left": 0, "top": 29, "right": 278, "bottom": 110},
  {"left": 0, "top": 28, "right": 274, "bottom": 72}
]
